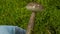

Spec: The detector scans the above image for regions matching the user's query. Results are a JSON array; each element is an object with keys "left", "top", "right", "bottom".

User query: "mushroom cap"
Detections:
[{"left": 26, "top": 2, "right": 43, "bottom": 12}]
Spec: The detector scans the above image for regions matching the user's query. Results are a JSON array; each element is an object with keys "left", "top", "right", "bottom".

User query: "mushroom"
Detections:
[
  {"left": 26, "top": 2, "right": 44, "bottom": 34},
  {"left": 26, "top": 2, "right": 43, "bottom": 12}
]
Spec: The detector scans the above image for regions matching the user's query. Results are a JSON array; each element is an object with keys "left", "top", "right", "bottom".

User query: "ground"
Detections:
[{"left": 0, "top": 0, "right": 60, "bottom": 34}]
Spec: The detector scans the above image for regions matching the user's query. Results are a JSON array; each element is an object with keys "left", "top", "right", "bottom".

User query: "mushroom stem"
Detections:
[{"left": 26, "top": 12, "right": 35, "bottom": 34}]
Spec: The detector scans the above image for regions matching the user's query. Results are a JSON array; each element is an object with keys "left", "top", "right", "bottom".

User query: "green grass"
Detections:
[{"left": 0, "top": 0, "right": 60, "bottom": 34}]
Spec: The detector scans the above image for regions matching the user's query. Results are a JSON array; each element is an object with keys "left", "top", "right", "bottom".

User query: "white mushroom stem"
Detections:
[{"left": 26, "top": 12, "right": 35, "bottom": 34}]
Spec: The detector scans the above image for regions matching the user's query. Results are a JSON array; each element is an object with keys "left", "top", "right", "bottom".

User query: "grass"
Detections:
[{"left": 0, "top": 0, "right": 60, "bottom": 34}]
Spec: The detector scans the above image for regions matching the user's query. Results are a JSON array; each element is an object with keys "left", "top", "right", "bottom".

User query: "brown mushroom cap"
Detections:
[{"left": 26, "top": 2, "right": 43, "bottom": 12}]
